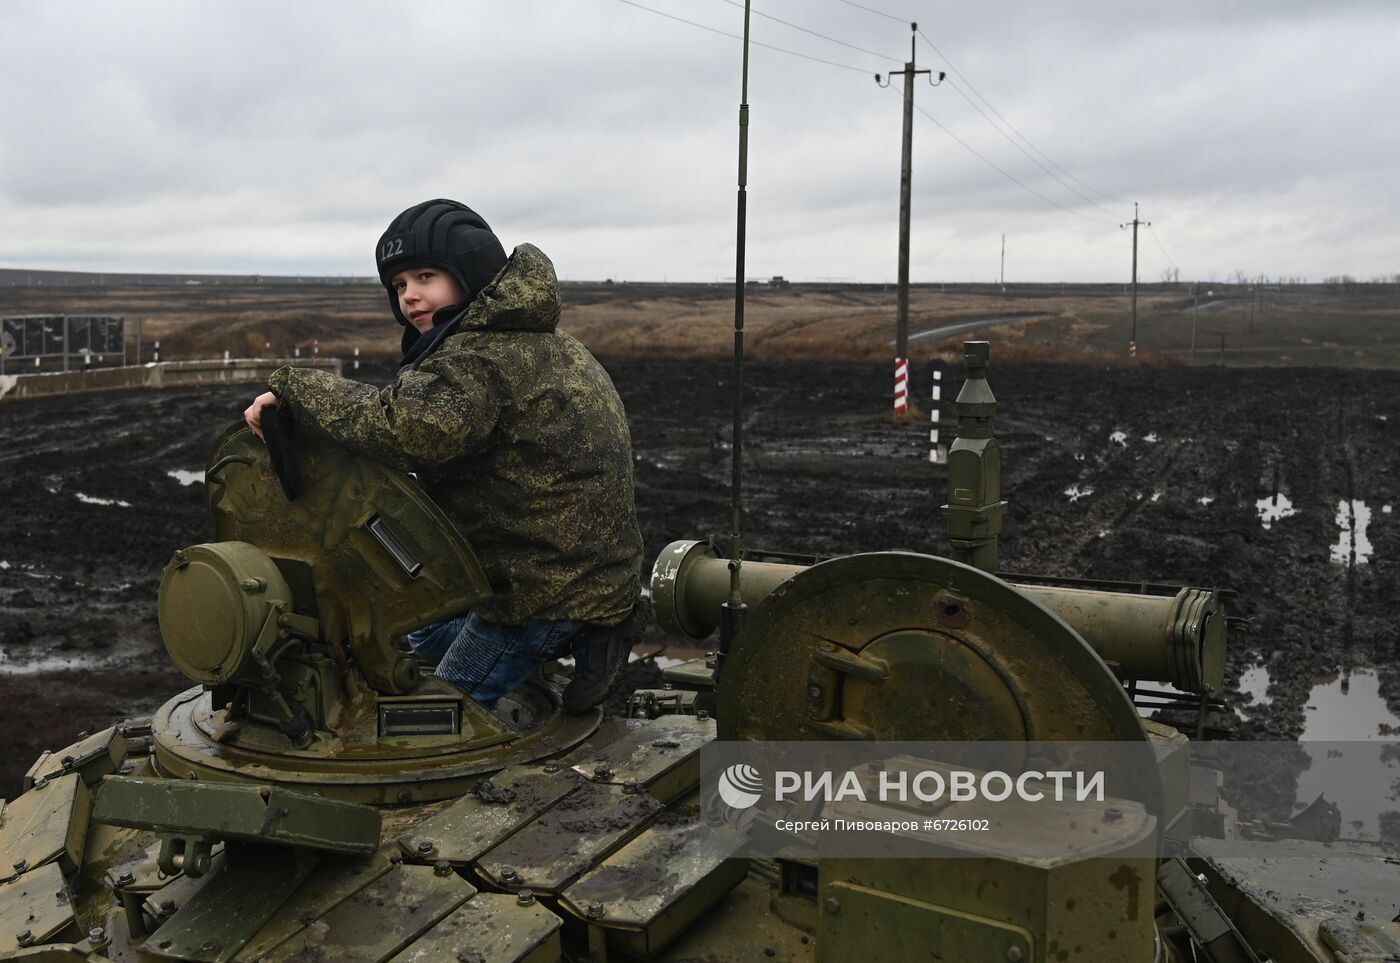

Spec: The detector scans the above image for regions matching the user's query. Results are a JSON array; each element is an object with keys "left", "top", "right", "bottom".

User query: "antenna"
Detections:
[{"left": 717, "top": 0, "right": 753, "bottom": 685}]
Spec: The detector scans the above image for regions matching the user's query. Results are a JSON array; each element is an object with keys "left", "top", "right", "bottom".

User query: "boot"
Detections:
[{"left": 563, "top": 602, "right": 647, "bottom": 713}]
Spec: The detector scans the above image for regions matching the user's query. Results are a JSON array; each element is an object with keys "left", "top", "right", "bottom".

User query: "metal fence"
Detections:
[{"left": 0, "top": 315, "right": 126, "bottom": 374}]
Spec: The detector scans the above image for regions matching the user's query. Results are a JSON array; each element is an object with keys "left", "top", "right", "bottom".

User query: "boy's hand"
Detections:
[{"left": 244, "top": 391, "right": 279, "bottom": 440}]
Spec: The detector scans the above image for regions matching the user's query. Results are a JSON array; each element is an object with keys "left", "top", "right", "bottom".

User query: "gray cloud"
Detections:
[{"left": 1, "top": 0, "right": 1396, "bottom": 281}]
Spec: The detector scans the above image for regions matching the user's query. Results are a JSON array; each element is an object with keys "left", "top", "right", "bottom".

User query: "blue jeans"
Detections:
[{"left": 407, "top": 612, "right": 586, "bottom": 707}]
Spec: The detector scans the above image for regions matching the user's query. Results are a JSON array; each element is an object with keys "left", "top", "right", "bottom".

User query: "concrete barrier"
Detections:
[{"left": 0, "top": 358, "right": 343, "bottom": 403}]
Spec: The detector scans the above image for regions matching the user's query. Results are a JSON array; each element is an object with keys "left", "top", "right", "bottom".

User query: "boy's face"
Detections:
[{"left": 391, "top": 266, "right": 466, "bottom": 334}]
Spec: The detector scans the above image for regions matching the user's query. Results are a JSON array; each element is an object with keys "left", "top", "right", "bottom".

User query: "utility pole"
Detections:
[
  {"left": 876, "top": 25, "right": 942, "bottom": 415},
  {"left": 1121, "top": 202, "right": 1148, "bottom": 357},
  {"left": 1000, "top": 234, "right": 1006, "bottom": 289}
]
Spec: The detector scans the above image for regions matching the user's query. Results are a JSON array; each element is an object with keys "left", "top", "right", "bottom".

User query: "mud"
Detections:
[{"left": 2, "top": 357, "right": 1399, "bottom": 794}]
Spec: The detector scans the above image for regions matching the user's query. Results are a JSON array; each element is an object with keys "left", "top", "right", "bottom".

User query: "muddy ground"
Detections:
[{"left": 2, "top": 357, "right": 1398, "bottom": 795}]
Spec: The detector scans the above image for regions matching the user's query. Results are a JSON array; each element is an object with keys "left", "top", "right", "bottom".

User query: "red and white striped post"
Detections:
[
  {"left": 893, "top": 357, "right": 909, "bottom": 415},
  {"left": 929, "top": 366, "right": 944, "bottom": 463}
]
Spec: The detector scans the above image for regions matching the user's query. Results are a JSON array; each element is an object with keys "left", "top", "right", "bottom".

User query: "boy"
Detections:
[{"left": 244, "top": 199, "right": 643, "bottom": 712}]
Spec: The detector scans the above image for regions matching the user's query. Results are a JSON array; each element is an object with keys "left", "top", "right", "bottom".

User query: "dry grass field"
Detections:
[{"left": 5, "top": 277, "right": 1400, "bottom": 368}]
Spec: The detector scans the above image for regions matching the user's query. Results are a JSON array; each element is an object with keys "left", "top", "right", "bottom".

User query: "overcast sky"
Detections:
[{"left": 1, "top": 1, "right": 1396, "bottom": 283}]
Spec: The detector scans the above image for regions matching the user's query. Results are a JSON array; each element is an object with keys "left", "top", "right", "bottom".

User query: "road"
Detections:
[{"left": 900, "top": 314, "right": 1053, "bottom": 344}]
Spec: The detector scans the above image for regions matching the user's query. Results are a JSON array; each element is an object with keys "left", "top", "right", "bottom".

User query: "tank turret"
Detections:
[{"left": 144, "top": 422, "right": 608, "bottom": 804}]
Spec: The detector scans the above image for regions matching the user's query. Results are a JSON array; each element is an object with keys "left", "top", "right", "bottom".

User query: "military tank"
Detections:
[{"left": 0, "top": 341, "right": 1395, "bottom": 963}]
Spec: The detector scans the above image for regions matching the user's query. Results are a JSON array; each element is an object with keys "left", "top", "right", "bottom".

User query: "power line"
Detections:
[
  {"left": 716, "top": 0, "right": 897, "bottom": 64},
  {"left": 836, "top": 0, "right": 907, "bottom": 25},
  {"left": 781, "top": 0, "right": 1134, "bottom": 221},
  {"left": 909, "top": 96, "right": 1118, "bottom": 228},
  {"left": 616, "top": 0, "right": 872, "bottom": 75},
  {"left": 832, "top": 0, "right": 1132, "bottom": 208},
  {"left": 1146, "top": 223, "right": 1179, "bottom": 272},
  {"left": 1137, "top": 245, "right": 1165, "bottom": 279},
  {"left": 775, "top": 2, "right": 1132, "bottom": 222},
  {"left": 916, "top": 27, "right": 1128, "bottom": 208},
  {"left": 940, "top": 74, "right": 1130, "bottom": 222},
  {"left": 622, "top": 0, "right": 1124, "bottom": 232}
]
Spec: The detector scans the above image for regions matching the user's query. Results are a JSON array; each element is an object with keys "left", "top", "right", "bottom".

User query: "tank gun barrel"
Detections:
[{"left": 652, "top": 539, "right": 1225, "bottom": 694}]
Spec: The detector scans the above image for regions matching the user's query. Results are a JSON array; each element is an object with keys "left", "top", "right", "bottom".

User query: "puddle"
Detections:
[
  {"left": 1301, "top": 669, "right": 1399, "bottom": 741},
  {"left": 75, "top": 492, "right": 132, "bottom": 508},
  {"left": 1064, "top": 484, "right": 1093, "bottom": 502},
  {"left": 1238, "top": 664, "right": 1271, "bottom": 704},
  {"left": 1329, "top": 499, "right": 1374, "bottom": 565},
  {"left": 167, "top": 469, "right": 204, "bottom": 486},
  {"left": 0, "top": 561, "right": 8, "bottom": 570},
  {"left": 1294, "top": 740, "right": 1400, "bottom": 841},
  {"left": 1255, "top": 493, "right": 1298, "bottom": 530},
  {"left": 1109, "top": 430, "right": 1127, "bottom": 446},
  {"left": 1236, "top": 665, "right": 1397, "bottom": 739}
]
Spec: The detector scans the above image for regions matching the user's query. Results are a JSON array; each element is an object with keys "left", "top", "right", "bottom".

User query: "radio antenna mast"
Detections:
[{"left": 718, "top": 0, "right": 753, "bottom": 684}]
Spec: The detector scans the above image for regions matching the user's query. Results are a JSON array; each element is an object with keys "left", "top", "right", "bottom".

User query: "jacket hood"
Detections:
[{"left": 458, "top": 243, "right": 560, "bottom": 334}]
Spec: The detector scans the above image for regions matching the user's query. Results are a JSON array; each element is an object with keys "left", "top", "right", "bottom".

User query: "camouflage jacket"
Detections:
[{"left": 268, "top": 244, "right": 643, "bottom": 626}]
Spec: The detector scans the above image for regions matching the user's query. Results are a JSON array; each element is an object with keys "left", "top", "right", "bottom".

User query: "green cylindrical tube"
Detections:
[
  {"left": 652, "top": 540, "right": 802, "bottom": 641},
  {"left": 1013, "top": 583, "right": 1225, "bottom": 694},
  {"left": 650, "top": 539, "right": 1225, "bottom": 694}
]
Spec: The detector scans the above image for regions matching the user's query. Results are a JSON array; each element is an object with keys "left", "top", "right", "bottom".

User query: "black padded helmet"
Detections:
[{"left": 375, "top": 199, "right": 508, "bottom": 326}]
